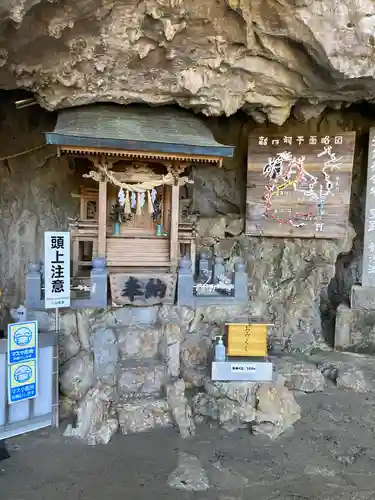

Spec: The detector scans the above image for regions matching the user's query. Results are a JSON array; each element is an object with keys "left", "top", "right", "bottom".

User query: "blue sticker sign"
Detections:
[
  {"left": 8, "top": 359, "right": 37, "bottom": 403},
  {"left": 8, "top": 321, "right": 38, "bottom": 364}
]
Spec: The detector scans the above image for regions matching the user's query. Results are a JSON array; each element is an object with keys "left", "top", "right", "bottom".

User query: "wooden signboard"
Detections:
[
  {"left": 226, "top": 323, "right": 268, "bottom": 357},
  {"left": 109, "top": 273, "right": 176, "bottom": 306},
  {"left": 246, "top": 133, "right": 356, "bottom": 238}
]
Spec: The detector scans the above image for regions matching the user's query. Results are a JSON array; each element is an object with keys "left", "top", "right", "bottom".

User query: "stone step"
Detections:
[
  {"left": 118, "top": 358, "right": 167, "bottom": 400},
  {"left": 117, "top": 396, "right": 172, "bottom": 435}
]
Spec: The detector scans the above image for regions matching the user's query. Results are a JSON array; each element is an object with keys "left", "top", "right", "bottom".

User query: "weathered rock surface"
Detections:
[
  {"left": 168, "top": 452, "right": 209, "bottom": 491},
  {"left": 274, "top": 356, "right": 326, "bottom": 393},
  {"left": 90, "top": 327, "right": 119, "bottom": 386},
  {"left": 2, "top": 1, "right": 375, "bottom": 122},
  {"left": 60, "top": 351, "right": 95, "bottom": 401},
  {"left": 118, "top": 397, "right": 172, "bottom": 434},
  {"left": 166, "top": 379, "right": 195, "bottom": 438},
  {"left": 63, "top": 385, "right": 118, "bottom": 445},
  {"left": 193, "top": 376, "right": 301, "bottom": 438},
  {"left": 247, "top": 227, "right": 355, "bottom": 354},
  {"left": 311, "top": 350, "right": 375, "bottom": 393},
  {"left": 118, "top": 359, "right": 166, "bottom": 399},
  {"left": 117, "top": 325, "right": 161, "bottom": 358},
  {"left": 254, "top": 375, "right": 301, "bottom": 439},
  {"left": 58, "top": 312, "right": 81, "bottom": 364}
]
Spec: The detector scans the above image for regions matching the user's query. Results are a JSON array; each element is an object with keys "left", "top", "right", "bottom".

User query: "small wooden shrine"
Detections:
[{"left": 45, "top": 104, "right": 234, "bottom": 305}]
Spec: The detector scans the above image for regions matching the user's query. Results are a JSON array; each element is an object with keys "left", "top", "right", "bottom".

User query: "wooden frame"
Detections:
[
  {"left": 70, "top": 159, "right": 191, "bottom": 275},
  {"left": 78, "top": 187, "right": 99, "bottom": 221},
  {"left": 246, "top": 133, "right": 356, "bottom": 238}
]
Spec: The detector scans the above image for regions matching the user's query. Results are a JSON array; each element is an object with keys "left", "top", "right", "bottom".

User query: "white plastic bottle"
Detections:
[{"left": 215, "top": 335, "right": 226, "bottom": 362}]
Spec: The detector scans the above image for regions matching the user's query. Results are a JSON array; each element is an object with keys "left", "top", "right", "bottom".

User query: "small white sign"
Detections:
[
  {"left": 230, "top": 363, "right": 257, "bottom": 373},
  {"left": 44, "top": 231, "right": 71, "bottom": 309}
]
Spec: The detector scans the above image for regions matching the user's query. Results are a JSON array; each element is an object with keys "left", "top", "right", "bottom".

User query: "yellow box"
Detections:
[{"left": 226, "top": 323, "right": 268, "bottom": 357}]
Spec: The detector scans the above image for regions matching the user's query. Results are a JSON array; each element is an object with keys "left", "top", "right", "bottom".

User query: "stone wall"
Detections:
[{"left": 29, "top": 304, "right": 302, "bottom": 444}]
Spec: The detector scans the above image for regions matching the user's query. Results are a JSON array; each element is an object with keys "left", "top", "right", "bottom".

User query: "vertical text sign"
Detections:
[
  {"left": 363, "top": 128, "right": 375, "bottom": 287},
  {"left": 7, "top": 321, "right": 38, "bottom": 404},
  {"left": 44, "top": 231, "right": 71, "bottom": 309}
]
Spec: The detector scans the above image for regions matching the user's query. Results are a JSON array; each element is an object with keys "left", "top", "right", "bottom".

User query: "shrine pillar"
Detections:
[
  {"left": 170, "top": 182, "right": 180, "bottom": 271},
  {"left": 98, "top": 171, "right": 107, "bottom": 258}
]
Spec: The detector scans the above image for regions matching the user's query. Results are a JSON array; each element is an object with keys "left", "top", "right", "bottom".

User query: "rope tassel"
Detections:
[
  {"left": 124, "top": 190, "right": 131, "bottom": 214},
  {"left": 147, "top": 190, "right": 154, "bottom": 214},
  {"left": 136, "top": 192, "right": 141, "bottom": 215}
]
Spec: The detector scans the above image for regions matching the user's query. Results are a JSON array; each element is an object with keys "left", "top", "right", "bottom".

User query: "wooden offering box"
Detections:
[{"left": 226, "top": 323, "right": 269, "bottom": 357}]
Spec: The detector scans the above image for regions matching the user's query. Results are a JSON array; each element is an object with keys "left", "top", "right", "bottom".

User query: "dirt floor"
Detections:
[{"left": 1, "top": 385, "right": 375, "bottom": 500}]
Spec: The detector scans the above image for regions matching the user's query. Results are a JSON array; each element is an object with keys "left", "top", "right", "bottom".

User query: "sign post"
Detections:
[
  {"left": 44, "top": 231, "right": 70, "bottom": 426},
  {"left": 7, "top": 321, "right": 38, "bottom": 404},
  {"left": 44, "top": 231, "right": 71, "bottom": 310}
]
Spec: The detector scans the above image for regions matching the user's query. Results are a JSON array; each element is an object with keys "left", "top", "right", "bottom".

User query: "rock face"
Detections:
[
  {"left": 1, "top": 1, "right": 375, "bottom": 122},
  {"left": 0, "top": 93, "right": 372, "bottom": 351},
  {"left": 194, "top": 375, "right": 301, "bottom": 439},
  {"left": 168, "top": 452, "right": 210, "bottom": 492}
]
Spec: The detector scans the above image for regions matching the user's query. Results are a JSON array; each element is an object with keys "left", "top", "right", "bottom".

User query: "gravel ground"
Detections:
[{"left": 1, "top": 385, "right": 375, "bottom": 500}]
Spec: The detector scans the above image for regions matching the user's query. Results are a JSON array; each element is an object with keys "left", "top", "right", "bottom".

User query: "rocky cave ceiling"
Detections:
[{"left": 1, "top": 0, "right": 375, "bottom": 124}]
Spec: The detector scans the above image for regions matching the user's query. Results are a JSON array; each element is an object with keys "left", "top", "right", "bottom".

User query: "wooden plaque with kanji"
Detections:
[{"left": 246, "top": 132, "right": 356, "bottom": 238}]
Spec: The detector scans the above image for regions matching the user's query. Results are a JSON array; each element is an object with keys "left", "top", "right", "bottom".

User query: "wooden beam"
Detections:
[
  {"left": 170, "top": 182, "right": 180, "bottom": 271},
  {"left": 58, "top": 145, "right": 223, "bottom": 165},
  {"left": 98, "top": 177, "right": 107, "bottom": 257}
]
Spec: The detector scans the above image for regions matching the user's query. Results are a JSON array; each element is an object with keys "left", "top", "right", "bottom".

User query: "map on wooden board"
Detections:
[{"left": 246, "top": 133, "right": 356, "bottom": 238}]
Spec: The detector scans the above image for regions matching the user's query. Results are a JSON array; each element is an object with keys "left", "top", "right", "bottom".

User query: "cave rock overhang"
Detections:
[{"left": 44, "top": 103, "right": 234, "bottom": 164}]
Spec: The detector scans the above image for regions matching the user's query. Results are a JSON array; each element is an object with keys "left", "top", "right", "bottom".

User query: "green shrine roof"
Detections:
[{"left": 45, "top": 104, "right": 234, "bottom": 158}]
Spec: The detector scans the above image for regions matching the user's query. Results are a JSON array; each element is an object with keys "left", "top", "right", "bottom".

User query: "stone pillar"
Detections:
[
  {"left": 25, "top": 262, "right": 42, "bottom": 309},
  {"left": 213, "top": 255, "right": 225, "bottom": 283},
  {"left": 177, "top": 257, "right": 195, "bottom": 307},
  {"left": 336, "top": 128, "right": 375, "bottom": 349},
  {"left": 233, "top": 261, "right": 248, "bottom": 302},
  {"left": 351, "top": 128, "right": 375, "bottom": 309},
  {"left": 90, "top": 257, "right": 108, "bottom": 307},
  {"left": 198, "top": 251, "right": 210, "bottom": 278}
]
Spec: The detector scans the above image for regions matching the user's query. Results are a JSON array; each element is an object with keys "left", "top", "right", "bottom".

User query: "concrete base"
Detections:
[
  {"left": 211, "top": 360, "right": 273, "bottom": 382},
  {"left": 335, "top": 303, "right": 375, "bottom": 352}
]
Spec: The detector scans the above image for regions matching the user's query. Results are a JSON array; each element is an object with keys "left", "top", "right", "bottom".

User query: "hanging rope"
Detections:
[
  {"left": 83, "top": 160, "right": 194, "bottom": 215},
  {"left": 82, "top": 161, "right": 193, "bottom": 192},
  {"left": 84, "top": 163, "right": 172, "bottom": 192}
]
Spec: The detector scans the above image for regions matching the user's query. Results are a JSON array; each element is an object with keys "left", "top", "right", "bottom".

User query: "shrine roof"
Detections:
[{"left": 45, "top": 104, "right": 234, "bottom": 158}]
